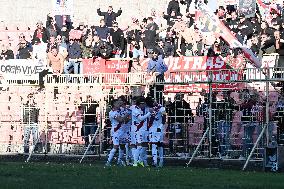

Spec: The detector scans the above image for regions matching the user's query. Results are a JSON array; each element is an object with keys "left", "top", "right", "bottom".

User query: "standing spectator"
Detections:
[
  {"left": 163, "top": 10, "right": 179, "bottom": 27},
  {"left": 33, "top": 21, "right": 49, "bottom": 43},
  {"left": 97, "top": 6, "right": 122, "bottom": 27},
  {"left": 65, "top": 37, "right": 82, "bottom": 74},
  {"left": 92, "top": 34, "right": 112, "bottom": 59},
  {"left": 81, "top": 33, "right": 93, "bottom": 59},
  {"left": 110, "top": 22, "right": 125, "bottom": 58},
  {"left": 142, "top": 21, "right": 158, "bottom": 57},
  {"left": 46, "top": 14, "right": 60, "bottom": 37},
  {"left": 59, "top": 24, "right": 70, "bottom": 40},
  {"left": 94, "top": 19, "right": 110, "bottom": 41},
  {"left": 156, "top": 40, "right": 166, "bottom": 58},
  {"left": 0, "top": 43, "right": 14, "bottom": 60},
  {"left": 23, "top": 93, "right": 40, "bottom": 153},
  {"left": 81, "top": 95, "right": 99, "bottom": 152},
  {"left": 47, "top": 47, "right": 64, "bottom": 74},
  {"left": 17, "top": 40, "right": 32, "bottom": 59},
  {"left": 167, "top": 0, "right": 182, "bottom": 16},
  {"left": 32, "top": 37, "right": 47, "bottom": 61},
  {"left": 227, "top": 11, "right": 239, "bottom": 30},
  {"left": 237, "top": 14, "right": 254, "bottom": 44},
  {"left": 274, "top": 30, "right": 284, "bottom": 67},
  {"left": 46, "top": 36, "right": 57, "bottom": 53},
  {"left": 164, "top": 36, "right": 175, "bottom": 57},
  {"left": 147, "top": 48, "right": 168, "bottom": 103}
]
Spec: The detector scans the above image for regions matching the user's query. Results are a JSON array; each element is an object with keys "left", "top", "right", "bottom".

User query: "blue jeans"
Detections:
[
  {"left": 83, "top": 123, "right": 98, "bottom": 147},
  {"left": 242, "top": 122, "right": 257, "bottom": 157},
  {"left": 64, "top": 60, "right": 82, "bottom": 74},
  {"left": 217, "top": 121, "right": 231, "bottom": 156}
]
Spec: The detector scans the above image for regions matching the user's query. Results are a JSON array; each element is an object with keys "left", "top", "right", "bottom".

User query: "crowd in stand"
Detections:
[{"left": 0, "top": 0, "right": 284, "bottom": 72}]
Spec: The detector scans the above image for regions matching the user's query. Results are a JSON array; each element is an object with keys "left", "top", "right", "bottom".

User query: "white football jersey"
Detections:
[
  {"left": 132, "top": 106, "right": 151, "bottom": 132},
  {"left": 109, "top": 110, "right": 122, "bottom": 134},
  {"left": 148, "top": 105, "right": 166, "bottom": 132}
]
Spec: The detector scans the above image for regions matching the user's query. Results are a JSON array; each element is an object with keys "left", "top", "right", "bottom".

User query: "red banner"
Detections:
[
  {"left": 82, "top": 58, "right": 129, "bottom": 74},
  {"left": 83, "top": 56, "right": 243, "bottom": 92}
]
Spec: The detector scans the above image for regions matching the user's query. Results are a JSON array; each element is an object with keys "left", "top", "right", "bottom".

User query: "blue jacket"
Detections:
[
  {"left": 68, "top": 42, "right": 81, "bottom": 59},
  {"left": 147, "top": 55, "right": 168, "bottom": 75}
]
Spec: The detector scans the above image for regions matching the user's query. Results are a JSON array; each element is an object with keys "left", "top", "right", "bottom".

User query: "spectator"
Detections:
[
  {"left": 147, "top": 48, "right": 168, "bottom": 102},
  {"left": 260, "top": 21, "right": 274, "bottom": 36},
  {"left": 33, "top": 21, "right": 49, "bottom": 43},
  {"left": 65, "top": 37, "right": 82, "bottom": 74},
  {"left": 131, "top": 41, "right": 144, "bottom": 59},
  {"left": 32, "top": 37, "right": 47, "bottom": 61},
  {"left": 46, "top": 14, "right": 60, "bottom": 37},
  {"left": 47, "top": 47, "right": 64, "bottom": 74},
  {"left": 163, "top": 10, "right": 180, "bottom": 27},
  {"left": 81, "top": 33, "right": 93, "bottom": 59},
  {"left": 164, "top": 36, "right": 175, "bottom": 57},
  {"left": 17, "top": 40, "right": 32, "bottom": 59},
  {"left": 92, "top": 34, "right": 112, "bottom": 59},
  {"left": 58, "top": 36, "right": 68, "bottom": 60},
  {"left": 0, "top": 43, "right": 14, "bottom": 60},
  {"left": 46, "top": 35, "right": 57, "bottom": 53},
  {"left": 156, "top": 40, "right": 166, "bottom": 58},
  {"left": 59, "top": 24, "right": 70, "bottom": 40},
  {"left": 167, "top": 0, "right": 182, "bottom": 16},
  {"left": 97, "top": 6, "right": 122, "bottom": 27},
  {"left": 142, "top": 19, "right": 158, "bottom": 57},
  {"left": 94, "top": 19, "right": 110, "bottom": 41},
  {"left": 274, "top": 30, "right": 284, "bottom": 67},
  {"left": 237, "top": 14, "right": 254, "bottom": 44},
  {"left": 110, "top": 22, "right": 125, "bottom": 58},
  {"left": 81, "top": 95, "right": 99, "bottom": 151}
]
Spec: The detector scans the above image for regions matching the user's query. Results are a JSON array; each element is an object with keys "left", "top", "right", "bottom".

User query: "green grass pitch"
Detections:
[{"left": 0, "top": 162, "right": 283, "bottom": 189}]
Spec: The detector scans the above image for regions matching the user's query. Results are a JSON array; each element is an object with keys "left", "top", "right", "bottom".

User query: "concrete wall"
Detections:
[{"left": 0, "top": 0, "right": 182, "bottom": 29}]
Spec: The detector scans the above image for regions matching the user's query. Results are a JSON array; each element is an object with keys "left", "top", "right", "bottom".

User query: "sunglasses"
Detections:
[
  {"left": 69, "top": 39, "right": 74, "bottom": 41},
  {"left": 113, "top": 25, "right": 118, "bottom": 27}
]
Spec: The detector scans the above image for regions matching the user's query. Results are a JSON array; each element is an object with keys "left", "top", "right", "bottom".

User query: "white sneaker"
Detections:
[{"left": 105, "top": 161, "right": 111, "bottom": 167}]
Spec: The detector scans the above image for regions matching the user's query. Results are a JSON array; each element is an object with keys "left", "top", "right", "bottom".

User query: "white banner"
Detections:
[
  {"left": 52, "top": 0, "right": 74, "bottom": 15},
  {"left": 0, "top": 59, "right": 45, "bottom": 80},
  {"left": 197, "top": 2, "right": 262, "bottom": 68}
]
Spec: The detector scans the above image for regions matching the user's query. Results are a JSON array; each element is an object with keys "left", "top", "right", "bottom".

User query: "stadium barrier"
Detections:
[{"left": 0, "top": 59, "right": 283, "bottom": 170}]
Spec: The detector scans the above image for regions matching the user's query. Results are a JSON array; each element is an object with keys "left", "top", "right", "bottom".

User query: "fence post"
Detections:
[
  {"left": 209, "top": 71, "right": 213, "bottom": 158},
  {"left": 266, "top": 67, "right": 270, "bottom": 145}
]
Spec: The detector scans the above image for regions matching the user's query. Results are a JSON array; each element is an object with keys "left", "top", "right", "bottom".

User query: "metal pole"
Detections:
[
  {"left": 242, "top": 124, "right": 268, "bottom": 170},
  {"left": 79, "top": 126, "right": 100, "bottom": 163},
  {"left": 44, "top": 82, "right": 48, "bottom": 154},
  {"left": 266, "top": 67, "right": 270, "bottom": 145},
  {"left": 209, "top": 71, "right": 213, "bottom": 158},
  {"left": 186, "top": 127, "right": 210, "bottom": 167}
]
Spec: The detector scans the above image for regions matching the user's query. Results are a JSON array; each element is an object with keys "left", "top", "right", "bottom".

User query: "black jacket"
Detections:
[
  {"left": 167, "top": 0, "right": 182, "bottom": 16},
  {"left": 93, "top": 40, "right": 113, "bottom": 59},
  {"left": 97, "top": 9, "right": 122, "bottom": 27},
  {"left": 33, "top": 27, "right": 49, "bottom": 43},
  {"left": 110, "top": 28, "right": 125, "bottom": 51}
]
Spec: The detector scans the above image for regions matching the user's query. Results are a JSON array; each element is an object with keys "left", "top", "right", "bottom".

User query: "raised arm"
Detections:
[{"left": 97, "top": 8, "right": 107, "bottom": 16}]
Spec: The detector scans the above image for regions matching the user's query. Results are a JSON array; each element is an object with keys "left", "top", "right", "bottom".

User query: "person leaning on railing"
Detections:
[
  {"left": 38, "top": 47, "right": 64, "bottom": 92},
  {"left": 147, "top": 48, "right": 168, "bottom": 103}
]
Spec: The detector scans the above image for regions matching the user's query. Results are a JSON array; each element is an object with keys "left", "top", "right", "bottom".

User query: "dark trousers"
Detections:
[{"left": 150, "top": 74, "right": 164, "bottom": 104}]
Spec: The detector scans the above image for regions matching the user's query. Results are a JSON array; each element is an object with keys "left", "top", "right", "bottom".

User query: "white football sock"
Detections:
[
  {"left": 118, "top": 148, "right": 124, "bottom": 164},
  {"left": 107, "top": 148, "right": 117, "bottom": 163},
  {"left": 158, "top": 146, "right": 164, "bottom": 165},
  {"left": 142, "top": 147, "right": 148, "bottom": 165},
  {"left": 132, "top": 147, "right": 137, "bottom": 163},
  {"left": 152, "top": 144, "right": 158, "bottom": 165},
  {"left": 137, "top": 146, "right": 143, "bottom": 163}
]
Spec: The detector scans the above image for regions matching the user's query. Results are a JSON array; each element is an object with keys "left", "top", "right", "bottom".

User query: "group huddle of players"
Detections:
[{"left": 106, "top": 96, "right": 166, "bottom": 167}]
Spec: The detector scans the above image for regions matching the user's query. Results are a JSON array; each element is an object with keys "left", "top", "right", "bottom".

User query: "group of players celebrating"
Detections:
[{"left": 106, "top": 96, "right": 166, "bottom": 167}]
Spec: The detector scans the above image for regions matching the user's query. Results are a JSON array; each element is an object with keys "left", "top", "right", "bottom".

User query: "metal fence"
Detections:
[{"left": 0, "top": 68, "right": 283, "bottom": 169}]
